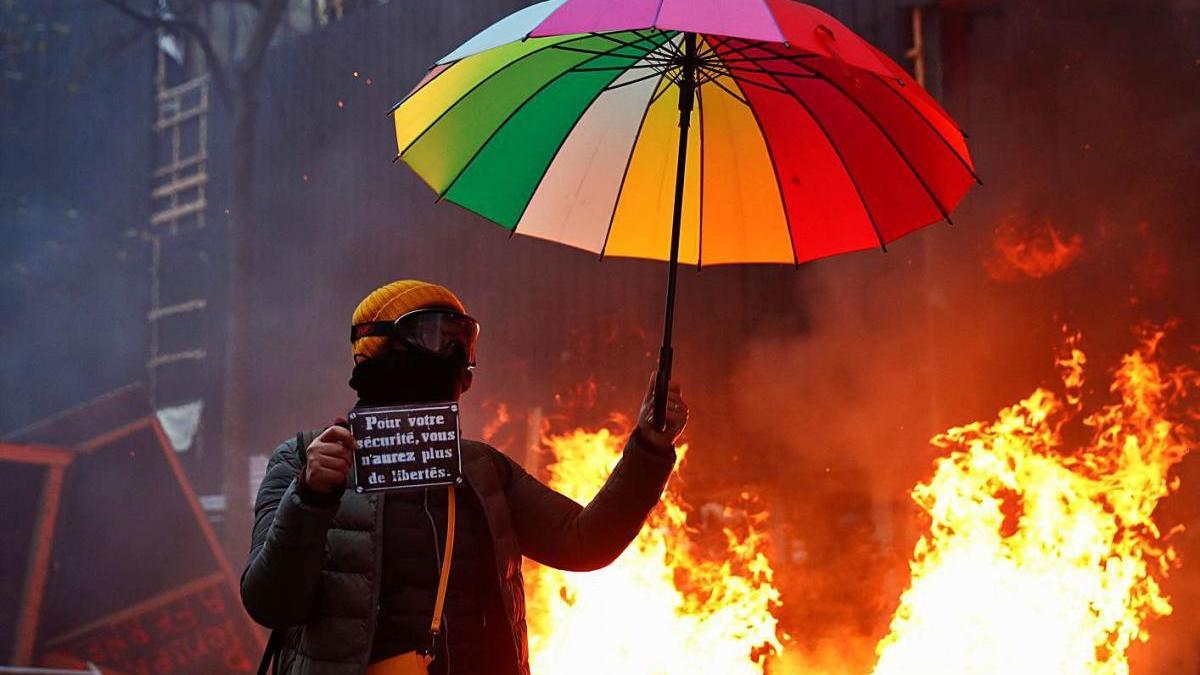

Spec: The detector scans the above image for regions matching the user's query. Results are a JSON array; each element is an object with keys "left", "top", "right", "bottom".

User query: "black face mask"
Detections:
[{"left": 349, "top": 347, "right": 469, "bottom": 407}]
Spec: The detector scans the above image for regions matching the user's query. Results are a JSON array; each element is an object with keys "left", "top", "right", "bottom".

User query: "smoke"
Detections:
[
  {"left": 722, "top": 1, "right": 1200, "bottom": 670},
  {"left": 0, "top": 0, "right": 152, "bottom": 436},
  {"left": 3, "top": 0, "right": 1198, "bottom": 672}
]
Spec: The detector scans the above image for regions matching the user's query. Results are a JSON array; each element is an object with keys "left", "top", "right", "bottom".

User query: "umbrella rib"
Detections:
[
  {"left": 651, "top": 0, "right": 666, "bottom": 31},
  {"left": 704, "top": 37, "right": 821, "bottom": 72},
  {"left": 704, "top": 35, "right": 798, "bottom": 267},
  {"left": 603, "top": 69, "right": 670, "bottom": 91},
  {"left": 599, "top": 72, "right": 665, "bottom": 260},
  {"left": 555, "top": 30, "right": 674, "bottom": 61},
  {"left": 757, "top": 45, "right": 956, "bottom": 224},
  {"left": 703, "top": 37, "right": 821, "bottom": 66},
  {"left": 591, "top": 37, "right": 680, "bottom": 87},
  {"left": 697, "top": 67, "right": 750, "bottom": 106},
  {"left": 716, "top": 53, "right": 817, "bottom": 64},
  {"left": 867, "top": 72, "right": 982, "bottom": 185},
  {"left": 436, "top": 36, "right": 671, "bottom": 202},
  {"left": 763, "top": 0, "right": 787, "bottom": 45},
  {"left": 393, "top": 42, "right": 558, "bottom": 115},
  {"left": 396, "top": 32, "right": 628, "bottom": 157},
  {"left": 720, "top": 40, "right": 888, "bottom": 252},
  {"left": 572, "top": 63, "right": 664, "bottom": 72},
  {"left": 511, "top": 54, "right": 670, "bottom": 239},
  {"left": 720, "top": 73, "right": 794, "bottom": 97},
  {"left": 588, "top": 29, "right": 671, "bottom": 53},
  {"left": 649, "top": 75, "right": 675, "bottom": 105},
  {"left": 718, "top": 64, "right": 819, "bottom": 79},
  {"left": 819, "top": 71, "right": 954, "bottom": 224},
  {"left": 550, "top": 45, "right": 652, "bottom": 59},
  {"left": 389, "top": 64, "right": 452, "bottom": 114}
]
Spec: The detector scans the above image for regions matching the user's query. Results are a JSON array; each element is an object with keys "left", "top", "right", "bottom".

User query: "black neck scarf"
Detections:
[{"left": 349, "top": 348, "right": 468, "bottom": 408}]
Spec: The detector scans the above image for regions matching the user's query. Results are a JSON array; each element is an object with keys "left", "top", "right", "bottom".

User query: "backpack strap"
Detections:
[{"left": 257, "top": 630, "right": 284, "bottom": 675}]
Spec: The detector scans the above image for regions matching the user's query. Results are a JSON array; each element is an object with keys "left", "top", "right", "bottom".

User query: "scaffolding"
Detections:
[{"left": 146, "top": 45, "right": 215, "bottom": 510}]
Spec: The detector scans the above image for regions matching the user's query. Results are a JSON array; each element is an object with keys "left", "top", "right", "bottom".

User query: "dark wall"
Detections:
[{"left": 0, "top": 0, "right": 153, "bottom": 435}]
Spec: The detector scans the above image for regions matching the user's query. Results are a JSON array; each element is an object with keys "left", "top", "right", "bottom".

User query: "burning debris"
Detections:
[
  {"left": 873, "top": 328, "right": 1196, "bottom": 675},
  {"left": 519, "top": 326, "right": 1196, "bottom": 675}
]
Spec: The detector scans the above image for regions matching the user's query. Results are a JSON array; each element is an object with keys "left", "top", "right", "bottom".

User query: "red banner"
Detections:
[{"left": 44, "top": 576, "right": 258, "bottom": 674}]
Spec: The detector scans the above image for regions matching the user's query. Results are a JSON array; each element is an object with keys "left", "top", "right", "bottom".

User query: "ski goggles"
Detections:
[{"left": 351, "top": 308, "right": 480, "bottom": 366}]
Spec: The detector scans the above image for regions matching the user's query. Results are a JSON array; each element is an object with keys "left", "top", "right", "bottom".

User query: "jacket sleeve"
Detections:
[
  {"left": 504, "top": 429, "right": 676, "bottom": 572},
  {"left": 240, "top": 438, "right": 339, "bottom": 628}
]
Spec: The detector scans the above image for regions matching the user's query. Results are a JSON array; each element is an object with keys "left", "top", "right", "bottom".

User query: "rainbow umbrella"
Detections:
[{"left": 390, "top": 0, "right": 978, "bottom": 426}]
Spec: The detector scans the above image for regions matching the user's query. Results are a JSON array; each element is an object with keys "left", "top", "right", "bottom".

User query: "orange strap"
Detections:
[{"left": 430, "top": 486, "right": 456, "bottom": 635}]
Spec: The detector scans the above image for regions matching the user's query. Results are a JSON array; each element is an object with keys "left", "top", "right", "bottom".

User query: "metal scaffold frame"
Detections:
[{"left": 146, "top": 43, "right": 215, "bottom": 506}]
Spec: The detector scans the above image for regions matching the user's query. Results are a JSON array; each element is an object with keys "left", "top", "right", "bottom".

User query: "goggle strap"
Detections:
[{"left": 350, "top": 321, "right": 397, "bottom": 343}]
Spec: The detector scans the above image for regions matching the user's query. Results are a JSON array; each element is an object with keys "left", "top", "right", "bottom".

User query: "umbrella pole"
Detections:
[{"left": 654, "top": 32, "right": 698, "bottom": 431}]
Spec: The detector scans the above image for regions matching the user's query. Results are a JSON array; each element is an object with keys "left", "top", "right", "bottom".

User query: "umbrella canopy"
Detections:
[
  {"left": 391, "top": 0, "right": 978, "bottom": 267},
  {"left": 390, "top": 0, "right": 979, "bottom": 426}
]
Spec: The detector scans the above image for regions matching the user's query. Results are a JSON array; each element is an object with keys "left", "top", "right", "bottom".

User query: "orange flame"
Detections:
[
  {"left": 519, "top": 330, "right": 1193, "bottom": 675},
  {"left": 525, "top": 424, "right": 783, "bottom": 674},
  {"left": 481, "top": 402, "right": 511, "bottom": 443},
  {"left": 986, "top": 216, "right": 1085, "bottom": 282},
  {"left": 872, "top": 328, "right": 1196, "bottom": 675}
]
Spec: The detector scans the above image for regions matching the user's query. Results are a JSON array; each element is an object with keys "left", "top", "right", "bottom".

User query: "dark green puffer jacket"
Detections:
[{"left": 241, "top": 432, "right": 676, "bottom": 675}]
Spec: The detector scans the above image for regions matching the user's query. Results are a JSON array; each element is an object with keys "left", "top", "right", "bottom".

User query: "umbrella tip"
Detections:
[{"left": 392, "top": 154, "right": 401, "bottom": 163}]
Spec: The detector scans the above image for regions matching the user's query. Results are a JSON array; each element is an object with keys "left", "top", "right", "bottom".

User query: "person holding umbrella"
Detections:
[
  {"left": 241, "top": 280, "right": 688, "bottom": 675},
  {"left": 245, "top": 0, "right": 979, "bottom": 670}
]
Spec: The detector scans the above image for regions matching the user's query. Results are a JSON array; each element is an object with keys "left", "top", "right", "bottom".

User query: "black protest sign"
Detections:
[{"left": 348, "top": 402, "right": 462, "bottom": 492}]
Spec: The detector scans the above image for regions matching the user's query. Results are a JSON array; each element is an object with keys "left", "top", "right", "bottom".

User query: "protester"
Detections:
[{"left": 241, "top": 279, "right": 688, "bottom": 675}]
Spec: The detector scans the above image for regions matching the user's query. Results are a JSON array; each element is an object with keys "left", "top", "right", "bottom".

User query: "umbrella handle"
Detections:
[
  {"left": 651, "top": 33, "right": 695, "bottom": 435},
  {"left": 653, "top": 346, "right": 673, "bottom": 432}
]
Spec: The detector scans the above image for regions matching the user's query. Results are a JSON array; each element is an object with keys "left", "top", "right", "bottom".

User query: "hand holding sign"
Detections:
[
  {"left": 349, "top": 402, "right": 463, "bottom": 493},
  {"left": 304, "top": 425, "right": 356, "bottom": 494}
]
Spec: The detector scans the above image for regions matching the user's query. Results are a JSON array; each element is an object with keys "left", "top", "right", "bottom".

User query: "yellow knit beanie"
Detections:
[{"left": 351, "top": 280, "right": 467, "bottom": 362}]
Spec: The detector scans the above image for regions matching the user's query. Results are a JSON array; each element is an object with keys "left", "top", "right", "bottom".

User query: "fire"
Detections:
[
  {"left": 525, "top": 423, "right": 783, "bottom": 675},
  {"left": 986, "top": 215, "right": 1084, "bottom": 281},
  {"left": 518, "top": 329, "right": 1193, "bottom": 675},
  {"left": 872, "top": 328, "right": 1196, "bottom": 675}
]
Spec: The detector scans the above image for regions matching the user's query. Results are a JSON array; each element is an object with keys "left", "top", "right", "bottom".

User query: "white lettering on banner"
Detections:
[
  {"left": 407, "top": 414, "right": 446, "bottom": 427},
  {"left": 421, "top": 447, "right": 454, "bottom": 463},
  {"left": 349, "top": 402, "right": 462, "bottom": 493},
  {"left": 420, "top": 431, "right": 456, "bottom": 442}
]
